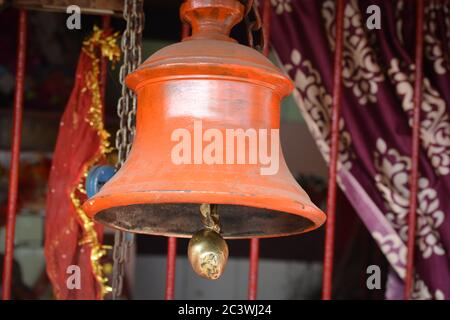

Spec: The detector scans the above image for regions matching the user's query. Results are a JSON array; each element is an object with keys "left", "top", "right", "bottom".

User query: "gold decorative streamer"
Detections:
[{"left": 70, "top": 26, "right": 120, "bottom": 299}]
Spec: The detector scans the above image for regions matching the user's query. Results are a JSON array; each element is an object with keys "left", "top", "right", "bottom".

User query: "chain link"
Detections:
[
  {"left": 111, "top": 0, "right": 144, "bottom": 300},
  {"left": 200, "top": 204, "right": 221, "bottom": 234},
  {"left": 242, "top": 0, "right": 265, "bottom": 51}
]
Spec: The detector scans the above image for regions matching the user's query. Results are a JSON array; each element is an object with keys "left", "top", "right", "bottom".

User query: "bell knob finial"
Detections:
[{"left": 180, "top": 0, "right": 244, "bottom": 41}]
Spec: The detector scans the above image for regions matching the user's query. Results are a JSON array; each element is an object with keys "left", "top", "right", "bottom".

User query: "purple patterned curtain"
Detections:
[{"left": 270, "top": 0, "right": 450, "bottom": 299}]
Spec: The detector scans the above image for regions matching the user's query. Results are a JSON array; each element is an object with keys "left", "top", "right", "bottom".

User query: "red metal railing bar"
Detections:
[
  {"left": 261, "top": 0, "right": 271, "bottom": 57},
  {"left": 321, "top": 0, "right": 345, "bottom": 300},
  {"left": 404, "top": 0, "right": 425, "bottom": 300},
  {"left": 1, "top": 9, "right": 27, "bottom": 301},
  {"left": 164, "top": 21, "right": 190, "bottom": 301},
  {"left": 248, "top": 0, "right": 271, "bottom": 300},
  {"left": 101, "top": 15, "right": 111, "bottom": 106},
  {"left": 165, "top": 237, "right": 177, "bottom": 300},
  {"left": 248, "top": 238, "right": 260, "bottom": 300}
]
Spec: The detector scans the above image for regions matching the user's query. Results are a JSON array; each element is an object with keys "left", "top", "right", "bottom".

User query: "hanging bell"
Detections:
[{"left": 83, "top": 0, "right": 326, "bottom": 278}]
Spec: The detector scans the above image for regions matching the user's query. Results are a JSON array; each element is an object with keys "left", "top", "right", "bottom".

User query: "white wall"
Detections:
[{"left": 133, "top": 255, "right": 322, "bottom": 300}]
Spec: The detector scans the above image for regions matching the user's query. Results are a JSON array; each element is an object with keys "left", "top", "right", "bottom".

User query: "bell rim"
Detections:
[
  {"left": 93, "top": 218, "right": 321, "bottom": 240},
  {"left": 83, "top": 190, "right": 326, "bottom": 239}
]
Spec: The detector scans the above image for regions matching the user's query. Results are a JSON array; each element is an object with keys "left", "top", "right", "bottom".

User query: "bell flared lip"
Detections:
[{"left": 82, "top": 189, "right": 327, "bottom": 239}]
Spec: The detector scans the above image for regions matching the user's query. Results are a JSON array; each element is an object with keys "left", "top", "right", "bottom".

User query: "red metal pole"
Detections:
[
  {"left": 261, "top": 0, "right": 271, "bottom": 57},
  {"left": 248, "top": 0, "right": 271, "bottom": 300},
  {"left": 2, "top": 9, "right": 27, "bottom": 301},
  {"left": 404, "top": 0, "right": 424, "bottom": 300},
  {"left": 248, "top": 238, "right": 260, "bottom": 300},
  {"left": 101, "top": 15, "right": 111, "bottom": 106},
  {"left": 165, "top": 21, "right": 190, "bottom": 301},
  {"left": 181, "top": 21, "right": 190, "bottom": 39},
  {"left": 321, "top": 0, "right": 345, "bottom": 300},
  {"left": 165, "top": 237, "right": 177, "bottom": 300}
]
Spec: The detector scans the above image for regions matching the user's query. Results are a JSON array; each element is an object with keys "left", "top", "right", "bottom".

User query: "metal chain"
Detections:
[
  {"left": 111, "top": 0, "right": 144, "bottom": 300},
  {"left": 200, "top": 204, "right": 221, "bottom": 233},
  {"left": 242, "top": 0, "right": 265, "bottom": 51},
  {"left": 116, "top": 0, "right": 144, "bottom": 165}
]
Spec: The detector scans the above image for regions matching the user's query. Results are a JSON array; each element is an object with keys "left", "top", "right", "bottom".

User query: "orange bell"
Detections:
[{"left": 82, "top": 0, "right": 326, "bottom": 240}]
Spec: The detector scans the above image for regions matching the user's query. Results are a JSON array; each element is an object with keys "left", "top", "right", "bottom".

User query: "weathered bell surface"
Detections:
[{"left": 82, "top": 0, "right": 326, "bottom": 239}]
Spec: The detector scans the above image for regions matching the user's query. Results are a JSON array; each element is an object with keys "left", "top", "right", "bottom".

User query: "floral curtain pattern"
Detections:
[{"left": 270, "top": 0, "right": 450, "bottom": 299}]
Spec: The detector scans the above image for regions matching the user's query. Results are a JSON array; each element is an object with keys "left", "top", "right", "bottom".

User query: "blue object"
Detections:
[{"left": 86, "top": 165, "right": 116, "bottom": 198}]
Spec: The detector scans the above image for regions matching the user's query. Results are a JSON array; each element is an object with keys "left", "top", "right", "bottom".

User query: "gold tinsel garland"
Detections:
[{"left": 70, "top": 26, "right": 120, "bottom": 299}]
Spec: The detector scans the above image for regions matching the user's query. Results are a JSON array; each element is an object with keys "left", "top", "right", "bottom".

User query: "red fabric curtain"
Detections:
[
  {"left": 45, "top": 27, "right": 118, "bottom": 299},
  {"left": 270, "top": 0, "right": 450, "bottom": 299}
]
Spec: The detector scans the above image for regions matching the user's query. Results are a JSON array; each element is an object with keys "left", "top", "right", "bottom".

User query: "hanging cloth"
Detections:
[{"left": 45, "top": 26, "right": 119, "bottom": 300}]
